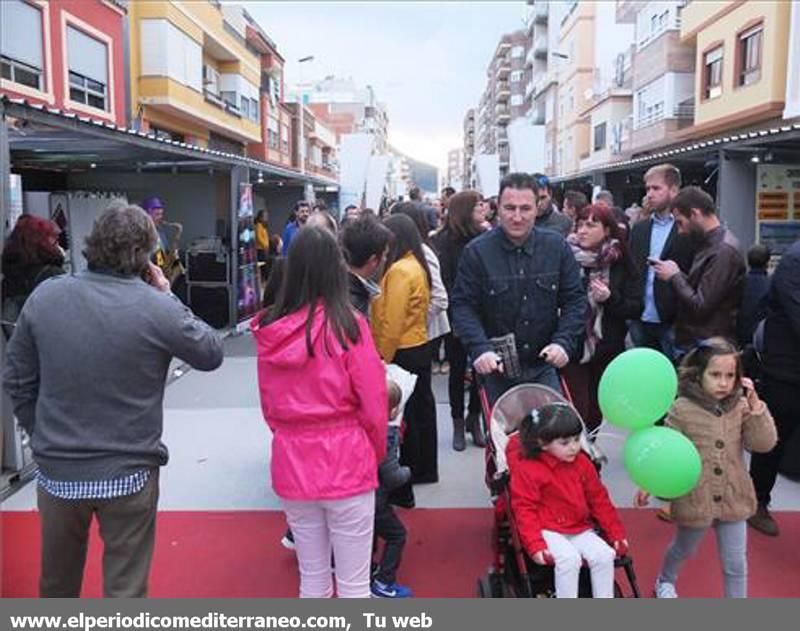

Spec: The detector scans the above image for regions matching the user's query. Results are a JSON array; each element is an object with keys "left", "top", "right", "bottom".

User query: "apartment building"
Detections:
[
  {"left": 463, "top": 108, "right": 476, "bottom": 187},
  {"left": 301, "top": 76, "right": 389, "bottom": 154},
  {"left": 524, "top": 1, "right": 568, "bottom": 176},
  {"left": 578, "top": 3, "right": 635, "bottom": 171},
  {"left": 0, "top": 0, "right": 128, "bottom": 126},
  {"left": 555, "top": 1, "right": 596, "bottom": 176},
  {"left": 128, "top": 0, "right": 261, "bottom": 153},
  {"left": 679, "top": 0, "right": 792, "bottom": 139},
  {"left": 285, "top": 102, "right": 336, "bottom": 180},
  {"left": 447, "top": 148, "right": 464, "bottom": 190},
  {"left": 474, "top": 30, "right": 527, "bottom": 177},
  {"left": 611, "top": 1, "right": 696, "bottom": 157},
  {"left": 242, "top": 9, "right": 293, "bottom": 169}
]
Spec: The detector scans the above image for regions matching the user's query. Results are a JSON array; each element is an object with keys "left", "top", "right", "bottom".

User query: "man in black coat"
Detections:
[
  {"left": 628, "top": 164, "right": 694, "bottom": 361},
  {"left": 748, "top": 239, "right": 800, "bottom": 536}
]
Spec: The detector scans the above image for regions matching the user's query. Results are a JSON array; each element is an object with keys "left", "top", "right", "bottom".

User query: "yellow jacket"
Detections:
[
  {"left": 371, "top": 253, "right": 431, "bottom": 362},
  {"left": 255, "top": 222, "right": 269, "bottom": 251}
]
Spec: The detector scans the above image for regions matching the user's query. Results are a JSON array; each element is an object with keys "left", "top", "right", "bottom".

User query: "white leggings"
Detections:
[
  {"left": 281, "top": 491, "right": 375, "bottom": 598},
  {"left": 542, "top": 529, "right": 616, "bottom": 598}
]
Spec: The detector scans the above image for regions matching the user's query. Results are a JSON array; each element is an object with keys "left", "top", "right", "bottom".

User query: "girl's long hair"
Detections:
[
  {"left": 262, "top": 226, "right": 359, "bottom": 356},
  {"left": 383, "top": 213, "right": 432, "bottom": 289},
  {"left": 392, "top": 201, "right": 432, "bottom": 246},
  {"left": 446, "top": 191, "right": 482, "bottom": 240},
  {"left": 519, "top": 403, "right": 584, "bottom": 459}
]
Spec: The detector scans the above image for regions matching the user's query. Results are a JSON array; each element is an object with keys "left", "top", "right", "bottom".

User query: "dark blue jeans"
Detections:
[
  {"left": 482, "top": 361, "right": 562, "bottom": 408},
  {"left": 629, "top": 320, "right": 676, "bottom": 363}
]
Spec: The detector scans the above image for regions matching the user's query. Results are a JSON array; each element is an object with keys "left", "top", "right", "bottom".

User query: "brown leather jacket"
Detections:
[
  {"left": 671, "top": 227, "right": 745, "bottom": 347},
  {"left": 667, "top": 388, "right": 777, "bottom": 528}
]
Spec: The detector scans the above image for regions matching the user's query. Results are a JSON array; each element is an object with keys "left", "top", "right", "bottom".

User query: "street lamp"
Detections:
[{"left": 297, "top": 55, "right": 315, "bottom": 178}]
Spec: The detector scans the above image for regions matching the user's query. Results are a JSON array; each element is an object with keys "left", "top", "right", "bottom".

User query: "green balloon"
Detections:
[
  {"left": 598, "top": 348, "right": 677, "bottom": 429},
  {"left": 623, "top": 427, "right": 702, "bottom": 499}
]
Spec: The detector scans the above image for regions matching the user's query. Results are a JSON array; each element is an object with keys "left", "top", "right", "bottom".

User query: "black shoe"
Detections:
[
  {"left": 452, "top": 417, "right": 467, "bottom": 451},
  {"left": 466, "top": 411, "right": 486, "bottom": 448}
]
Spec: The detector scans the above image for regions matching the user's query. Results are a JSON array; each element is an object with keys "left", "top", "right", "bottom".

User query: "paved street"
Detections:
[{"left": 5, "top": 332, "right": 799, "bottom": 513}]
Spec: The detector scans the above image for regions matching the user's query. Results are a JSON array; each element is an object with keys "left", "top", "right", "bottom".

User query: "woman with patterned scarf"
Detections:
[{"left": 562, "top": 204, "right": 643, "bottom": 432}]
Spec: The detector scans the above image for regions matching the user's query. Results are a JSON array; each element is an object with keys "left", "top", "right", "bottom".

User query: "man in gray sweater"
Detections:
[{"left": 3, "top": 203, "right": 224, "bottom": 598}]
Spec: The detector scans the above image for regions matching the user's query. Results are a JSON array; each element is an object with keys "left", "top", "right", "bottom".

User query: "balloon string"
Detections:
[{"left": 592, "top": 432, "right": 626, "bottom": 443}]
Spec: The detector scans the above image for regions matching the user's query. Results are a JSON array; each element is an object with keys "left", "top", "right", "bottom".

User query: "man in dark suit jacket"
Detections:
[{"left": 628, "top": 164, "right": 694, "bottom": 361}]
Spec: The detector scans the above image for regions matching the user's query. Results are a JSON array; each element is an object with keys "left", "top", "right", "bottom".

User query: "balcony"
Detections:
[
  {"left": 496, "top": 81, "right": 511, "bottom": 101},
  {"left": 525, "top": 81, "right": 534, "bottom": 98},
  {"left": 534, "top": 36, "right": 548, "bottom": 59},
  {"left": 533, "top": 3, "right": 548, "bottom": 24},
  {"left": 495, "top": 62, "right": 511, "bottom": 80},
  {"left": 496, "top": 106, "right": 511, "bottom": 123}
]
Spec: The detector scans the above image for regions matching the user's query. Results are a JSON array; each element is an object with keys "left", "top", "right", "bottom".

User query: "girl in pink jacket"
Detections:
[{"left": 252, "top": 226, "right": 387, "bottom": 598}]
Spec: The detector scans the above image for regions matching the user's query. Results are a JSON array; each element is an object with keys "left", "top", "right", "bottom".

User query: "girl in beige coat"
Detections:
[{"left": 636, "top": 337, "right": 777, "bottom": 598}]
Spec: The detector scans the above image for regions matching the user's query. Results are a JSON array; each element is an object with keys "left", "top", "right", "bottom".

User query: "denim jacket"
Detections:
[{"left": 450, "top": 227, "right": 586, "bottom": 366}]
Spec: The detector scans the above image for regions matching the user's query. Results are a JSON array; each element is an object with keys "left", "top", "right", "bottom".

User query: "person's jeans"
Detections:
[
  {"left": 482, "top": 361, "right": 561, "bottom": 408},
  {"left": 444, "top": 333, "right": 480, "bottom": 420},
  {"left": 373, "top": 487, "right": 407, "bottom": 585},
  {"left": 658, "top": 520, "right": 747, "bottom": 598},
  {"left": 541, "top": 529, "right": 616, "bottom": 598},
  {"left": 281, "top": 491, "right": 375, "bottom": 598},
  {"left": 628, "top": 320, "right": 676, "bottom": 362}
]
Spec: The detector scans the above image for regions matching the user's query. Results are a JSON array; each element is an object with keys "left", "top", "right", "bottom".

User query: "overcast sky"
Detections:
[{"left": 243, "top": 1, "right": 527, "bottom": 172}]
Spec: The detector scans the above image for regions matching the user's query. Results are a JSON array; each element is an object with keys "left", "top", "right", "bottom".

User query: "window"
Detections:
[
  {"left": 738, "top": 24, "right": 763, "bottom": 86},
  {"left": 0, "top": 0, "right": 44, "bottom": 90},
  {"left": 704, "top": 46, "right": 723, "bottom": 99},
  {"left": 150, "top": 126, "right": 185, "bottom": 143},
  {"left": 280, "top": 124, "right": 289, "bottom": 153},
  {"left": 140, "top": 19, "right": 202, "bottom": 92},
  {"left": 268, "top": 117, "right": 279, "bottom": 149},
  {"left": 250, "top": 97, "right": 259, "bottom": 123},
  {"left": 67, "top": 27, "right": 108, "bottom": 110},
  {"left": 593, "top": 122, "right": 607, "bottom": 151},
  {"left": 203, "top": 66, "right": 219, "bottom": 95},
  {"left": 511, "top": 45, "right": 524, "bottom": 59},
  {"left": 510, "top": 94, "right": 523, "bottom": 106},
  {"left": 510, "top": 70, "right": 523, "bottom": 83}
]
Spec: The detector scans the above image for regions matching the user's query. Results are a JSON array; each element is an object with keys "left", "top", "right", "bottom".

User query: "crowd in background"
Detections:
[{"left": 3, "top": 162, "right": 799, "bottom": 600}]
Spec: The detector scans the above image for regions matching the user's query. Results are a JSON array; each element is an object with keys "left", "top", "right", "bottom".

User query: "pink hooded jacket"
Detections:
[{"left": 251, "top": 305, "right": 387, "bottom": 501}]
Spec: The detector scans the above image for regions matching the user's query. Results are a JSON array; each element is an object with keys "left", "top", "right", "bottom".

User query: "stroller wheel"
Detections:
[{"left": 477, "top": 572, "right": 504, "bottom": 598}]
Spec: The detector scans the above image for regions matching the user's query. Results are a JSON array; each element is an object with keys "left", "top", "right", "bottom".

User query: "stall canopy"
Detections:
[{"left": 1, "top": 96, "right": 338, "bottom": 187}]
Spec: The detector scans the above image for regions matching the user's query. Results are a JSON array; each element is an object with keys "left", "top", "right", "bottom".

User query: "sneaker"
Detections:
[
  {"left": 748, "top": 504, "right": 779, "bottom": 536},
  {"left": 654, "top": 579, "right": 678, "bottom": 599},
  {"left": 280, "top": 529, "right": 296, "bottom": 551},
  {"left": 371, "top": 580, "right": 413, "bottom": 598}
]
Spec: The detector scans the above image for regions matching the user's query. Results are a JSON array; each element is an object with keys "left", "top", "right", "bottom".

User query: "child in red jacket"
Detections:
[{"left": 507, "top": 403, "right": 627, "bottom": 598}]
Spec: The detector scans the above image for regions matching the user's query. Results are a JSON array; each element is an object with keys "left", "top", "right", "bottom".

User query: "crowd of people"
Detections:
[{"left": 2, "top": 161, "right": 799, "bottom": 599}]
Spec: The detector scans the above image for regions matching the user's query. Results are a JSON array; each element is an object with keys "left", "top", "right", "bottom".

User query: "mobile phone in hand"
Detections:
[{"left": 647, "top": 257, "right": 659, "bottom": 266}]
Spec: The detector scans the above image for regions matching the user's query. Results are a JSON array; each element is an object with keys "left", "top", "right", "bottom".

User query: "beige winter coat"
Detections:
[{"left": 667, "top": 394, "right": 777, "bottom": 528}]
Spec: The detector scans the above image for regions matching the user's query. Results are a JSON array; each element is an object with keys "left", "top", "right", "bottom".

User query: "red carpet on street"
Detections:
[{"left": 3, "top": 508, "right": 799, "bottom": 598}]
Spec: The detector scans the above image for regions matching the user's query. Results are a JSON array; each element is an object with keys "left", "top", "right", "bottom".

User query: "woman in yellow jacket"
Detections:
[{"left": 371, "top": 214, "right": 433, "bottom": 507}]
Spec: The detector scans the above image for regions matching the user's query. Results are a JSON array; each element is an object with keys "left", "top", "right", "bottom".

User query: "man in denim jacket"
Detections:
[{"left": 451, "top": 173, "right": 586, "bottom": 404}]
